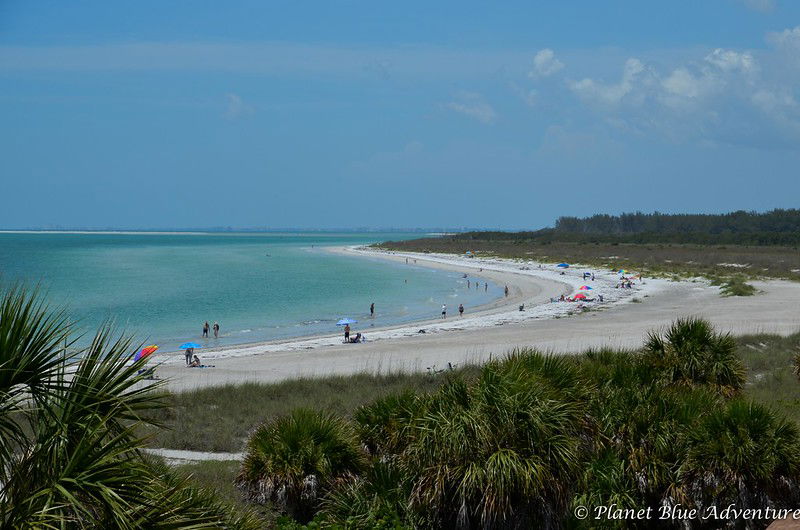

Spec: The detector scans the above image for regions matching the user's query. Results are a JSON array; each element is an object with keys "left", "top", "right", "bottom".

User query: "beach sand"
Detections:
[{"left": 156, "top": 247, "right": 800, "bottom": 391}]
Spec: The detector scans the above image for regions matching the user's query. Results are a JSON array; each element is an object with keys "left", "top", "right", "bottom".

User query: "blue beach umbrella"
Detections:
[
  {"left": 336, "top": 318, "right": 358, "bottom": 326},
  {"left": 557, "top": 263, "right": 570, "bottom": 268},
  {"left": 180, "top": 342, "right": 203, "bottom": 349}
]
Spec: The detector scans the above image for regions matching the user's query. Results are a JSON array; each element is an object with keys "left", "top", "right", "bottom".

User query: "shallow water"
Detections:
[{"left": 0, "top": 232, "right": 502, "bottom": 349}]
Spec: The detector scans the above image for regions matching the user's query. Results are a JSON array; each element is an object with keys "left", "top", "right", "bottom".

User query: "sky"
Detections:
[{"left": 1, "top": 0, "right": 799, "bottom": 230}]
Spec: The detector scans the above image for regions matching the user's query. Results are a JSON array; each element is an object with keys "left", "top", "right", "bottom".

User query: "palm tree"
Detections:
[
  {"left": 399, "top": 351, "right": 586, "bottom": 528},
  {"left": 236, "top": 408, "right": 366, "bottom": 522},
  {"left": 354, "top": 390, "right": 427, "bottom": 456},
  {"left": 643, "top": 317, "right": 745, "bottom": 396},
  {"left": 320, "top": 460, "right": 413, "bottom": 528},
  {"left": 677, "top": 399, "right": 800, "bottom": 512},
  {"left": 0, "top": 286, "right": 260, "bottom": 528}
]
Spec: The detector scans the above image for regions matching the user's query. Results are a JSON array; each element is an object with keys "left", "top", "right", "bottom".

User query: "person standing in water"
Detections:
[
  {"left": 504, "top": 285, "right": 509, "bottom": 297},
  {"left": 458, "top": 303, "right": 464, "bottom": 317},
  {"left": 441, "top": 304, "right": 447, "bottom": 319},
  {"left": 202, "top": 321, "right": 209, "bottom": 338},
  {"left": 485, "top": 282, "right": 488, "bottom": 292},
  {"left": 213, "top": 322, "right": 219, "bottom": 338},
  {"left": 370, "top": 303, "right": 375, "bottom": 317},
  {"left": 344, "top": 323, "right": 350, "bottom": 343}
]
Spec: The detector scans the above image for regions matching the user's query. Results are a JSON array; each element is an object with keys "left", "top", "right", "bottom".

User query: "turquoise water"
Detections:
[{"left": 0, "top": 232, "right": 502, "bottom": 350}]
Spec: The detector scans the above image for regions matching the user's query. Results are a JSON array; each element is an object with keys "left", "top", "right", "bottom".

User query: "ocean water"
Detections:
[{"left": 0, "top": 232, "right": 502, "bottom": 350}]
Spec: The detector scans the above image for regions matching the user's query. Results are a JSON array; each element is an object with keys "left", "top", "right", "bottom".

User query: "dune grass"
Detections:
[
  {"left": 145, "top": 369, "right": 480, "bottom": 453},
  {"left": 148, "top": 331, "right": 800, "bottom": 455},
  {"left": 161, "top": 328, "right": 800, "bottom": 527},
  {"left": 377, "top": 238, "right": 800, "bottom": 283},
  {"left": 718, "top": 276, "right": 758, "bottom": 296},
  {"left": 737, "top": 331, "right": 800, "bottom": 424}
]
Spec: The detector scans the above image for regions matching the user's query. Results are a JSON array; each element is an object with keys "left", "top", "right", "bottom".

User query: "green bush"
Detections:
[{"left": 236, "top": 408, "right": 366, "bottom": 522}]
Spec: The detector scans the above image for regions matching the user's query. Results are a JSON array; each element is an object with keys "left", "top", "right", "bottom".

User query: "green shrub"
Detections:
[
  {"left": 236, "top": 409, "right": 366, "bottom": 522},
  {"left": 643, "top": 317, "right": 746, "bottom": 396}
]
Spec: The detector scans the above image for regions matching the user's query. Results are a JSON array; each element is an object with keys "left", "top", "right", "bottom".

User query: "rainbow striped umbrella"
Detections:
[
  {"left": 134, "top": 345, "right": 159, "bottom": 362},
  {"left": 579, "top": 285, "right": 593, "bottom": 290}
]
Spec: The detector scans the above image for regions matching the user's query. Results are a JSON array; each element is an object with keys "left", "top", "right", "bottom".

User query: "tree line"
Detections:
[{"left": 454, "top": 209, "right": 800, "bottom": 246}]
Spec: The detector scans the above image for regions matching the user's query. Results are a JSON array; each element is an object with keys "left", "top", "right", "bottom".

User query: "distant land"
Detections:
[{"left": 0, "top": 227, "right": 480, "bottom": 234}]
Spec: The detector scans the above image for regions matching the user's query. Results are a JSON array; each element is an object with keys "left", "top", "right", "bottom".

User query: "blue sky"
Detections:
[{"left": 1, "top": 0, "right": 799, "bottom": 230}]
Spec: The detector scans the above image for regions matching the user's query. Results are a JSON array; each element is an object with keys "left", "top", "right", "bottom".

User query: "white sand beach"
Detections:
[{"left": 157, "top": 247, "right": 800, "bottom": 391}]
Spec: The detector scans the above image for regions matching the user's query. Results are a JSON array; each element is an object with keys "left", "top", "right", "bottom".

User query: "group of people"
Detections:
[
  {"left": 440, "top": 303, "right": 468, "bottom": 319},
  {"left": 202, "top": 321, "right": 220, "bottom": 338},
  {"left": 343, "top": 323, "right": 365, "bottom": 343},
  {"left": 465, "top": 278, "right": 489, "bottom": 292}
]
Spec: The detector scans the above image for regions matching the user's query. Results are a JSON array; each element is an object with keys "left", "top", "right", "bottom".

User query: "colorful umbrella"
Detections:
[
  {"left": 573, "top": 293, "right": 588, "bottom": 300},
  {"left": 180, "top": 342, "right": 202, "bottom": 349},
  {"left": 134, "top": 344, "right": 158, "bottom": 362},
  {"left": 579, "top": 285, "right": 593, "bottom": 290},
  {"left": 618, "top": 269, "right": 628, "bottom": 274},
  {"left": 336, "top": 318, "right": 358, "bottom": 326}
]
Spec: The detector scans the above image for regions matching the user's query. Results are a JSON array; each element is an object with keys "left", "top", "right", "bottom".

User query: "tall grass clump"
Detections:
[{"left": 719, "top": 277, "right": 757, "bottom": 297}]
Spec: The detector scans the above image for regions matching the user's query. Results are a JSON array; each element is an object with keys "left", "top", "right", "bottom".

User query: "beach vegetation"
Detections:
[
  {"left": 231, "top": 319, "right": 800, "bottom": 527},
  {"left": 235, "top": 408, "right": 366, "bottom": 522},
  {"left": 719, "top": 276, "right": 758, "bottom": 296},
  {"left": 0, "top": 286, "right": 264, "bottom": 529},
  {"left": 377, "top": 210, "right": 800, "bottom": 282},
  {"left": 642, "top": 317, "right": 746, "bottom": 396}
]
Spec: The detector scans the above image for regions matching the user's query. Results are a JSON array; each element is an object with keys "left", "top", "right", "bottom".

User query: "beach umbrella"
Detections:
[
  {"left": 134, "top": 344, "right": 158, "bottom": 362},
  {"left": 557, "top": 263, "right": 570, "bottom": 268},
  {"left": 179, "top": 342, "right": 202, "bottom": 349},
  {"left": 618, "top": 269, "right": 627, "bottom": 274},
  {"left": 336, "top": 318, "right": 358, "bottom": 326},
  {"left": 579, "top": 285, "right": 593, "bottom": 290},
  {"left": 573, "top": 293, "right": 588, "bottom": 300}
]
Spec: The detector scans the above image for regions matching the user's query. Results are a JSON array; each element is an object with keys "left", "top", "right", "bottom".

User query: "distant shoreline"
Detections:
[{"left": 0, "top": 229, "right": 468, "bottom": 235}]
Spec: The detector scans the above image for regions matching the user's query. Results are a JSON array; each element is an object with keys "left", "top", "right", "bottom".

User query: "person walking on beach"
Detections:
[
  {"left": 213, "top": 322, "right": 219, "bottom": 338},
  {"left": 458, "top": 303, "right": 464, "bottom": 317},
  {"left": 202, "top": 321, "right": 209, "bottom": 338},
  {"left": 370, "top": 303, "right": 375, "bottom": 317},
  {"left": 441, "top": 304, "right": 447, "bottom": 319},
  {"left": 504, "top": 285, "right": 508, "bottom": 296},
  {"left": 344, "top": 323, "right": 350, "bottom": 343}
]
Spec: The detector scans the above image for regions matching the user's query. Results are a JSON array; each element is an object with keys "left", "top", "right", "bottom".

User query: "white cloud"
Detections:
[
  {"left": 751, "top": 88, "right": 798, "bottom": 113},
  {"left": 444, "top": 92, "right": 497, "bottom": 123},
  {"left": 529, "top": 49, "right": 564, "bottom": 78},
  {"left": 767, "top": 25, "right": 800, "bottom": 51},
  {"left": 223, "top": 93, "right": 253, "bottom": 119},
  {"left": 557, "top": 36, "right": 800, "bottom": 147},
  {"left": 705, "top": 48, "right": 755, "bottom": 74},
  {"left": 660, "top": 67, "right": 721, "bottom": 101},
  {"left": 738, "top": 0, "right": 775, "bottom": 12},
  {"left": 570, "top": 58, "right": 649, "bottom": 106}
]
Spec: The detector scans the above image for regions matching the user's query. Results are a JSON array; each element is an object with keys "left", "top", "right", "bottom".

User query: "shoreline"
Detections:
[
  {"left": 154, "top": 247, "right": 753, "bottom": 390},
  {"left": 149, "top": 245, "right": 574, "bottom": 363}
]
